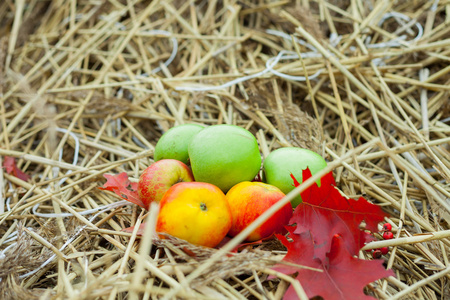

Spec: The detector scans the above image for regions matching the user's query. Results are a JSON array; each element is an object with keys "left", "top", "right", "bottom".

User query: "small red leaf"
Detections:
[
  {"left": 3, "top": 156, "right": 30, "bottom": 181},
  {"left": 122, "top": 223, "right": 146, "bottom": 235},
  {"left": 273, "top": 228, "right": 394, "bottom": 300},
  {"left": 291, "top": 168, "right": 387, "bottom": 257},
  {"left": 99, "top": 172, "right": 146, "bottom": 209}
]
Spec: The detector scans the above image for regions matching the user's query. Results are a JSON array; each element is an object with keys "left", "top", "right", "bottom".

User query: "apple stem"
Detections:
[{"left": 200, "top": 202, "right": 207, "bottom": 211}]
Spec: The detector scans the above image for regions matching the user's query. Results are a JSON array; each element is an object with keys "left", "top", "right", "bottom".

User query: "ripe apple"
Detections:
[
  {"left": 138, "top": 159, "right": 194, "bottom": 209},
  {"left": 156, "top": 181, "right": 232, "bottom": 248},
  {"left": 262, "top": 147, "right": 327, "bottom": 208},
  {"left": 188, "top": 124, "right": 262, "bottom": 192},
  {"left": 226, "top": 181, "right": 292, "bottom": 242},
  {"left": 154, "top": 124, "right": 204, "bottom": 165}
]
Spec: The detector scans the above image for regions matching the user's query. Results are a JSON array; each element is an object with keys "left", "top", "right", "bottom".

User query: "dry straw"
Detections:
[{"left": 1, "top": 0, "right": 449, "bottom": 299}]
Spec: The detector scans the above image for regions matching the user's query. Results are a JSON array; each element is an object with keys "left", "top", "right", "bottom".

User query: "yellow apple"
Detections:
[{"left": 156, "top": 181, "right": 232, "bottom": 248}]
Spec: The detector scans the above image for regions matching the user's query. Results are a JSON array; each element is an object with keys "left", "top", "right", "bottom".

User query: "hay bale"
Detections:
[{"left": 0, "top": 0, "right": 449, "bottom": 299}]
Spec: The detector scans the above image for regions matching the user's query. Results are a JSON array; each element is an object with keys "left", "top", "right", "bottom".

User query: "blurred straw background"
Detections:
[{"left": 0, "top": 0, "right": 449, "bottom": 299}]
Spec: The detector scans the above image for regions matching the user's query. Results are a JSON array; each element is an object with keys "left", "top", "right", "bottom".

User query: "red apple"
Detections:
[
  {"left": 226, "top": 181, "right": 292, "bottom": 242},
  {"left": 156, "top": 181, "right": 232, "bottom": 248},
  {"left": 138, "top": 159, "right": 194, "bottom": 209}
]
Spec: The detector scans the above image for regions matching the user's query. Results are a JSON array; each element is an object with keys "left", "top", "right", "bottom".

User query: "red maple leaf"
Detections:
[
  {"left": 273, "top": 228, "right": 394, "bottom": 300},
  {"left": 290, "top": 168, "right": 387, "bottom": 258},
  {"left": 99, "top": 172, "right": 146, "bottom": 209},
  {"left": 3, "top": 156, "right": 30, "bottom": 181}
]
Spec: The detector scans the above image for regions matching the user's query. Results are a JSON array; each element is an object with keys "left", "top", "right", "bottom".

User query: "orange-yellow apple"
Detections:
[
  {"left": 226, "top": 181, "right": 292, "bottom": 242},
  {"left": 156, "top": 182, "right": 232, "bottom": 248},
  {"left": 154, "top": 124, "right": 204, "bottom": 165},
  {"left": 188, "top": 124, "right": 262, "bottom": 192},
  {"left": 262, "top": 147, "right": 327, "bottom": 208},
  {"left": 138, "top": 159, "right": 194, "bottom": 209}
]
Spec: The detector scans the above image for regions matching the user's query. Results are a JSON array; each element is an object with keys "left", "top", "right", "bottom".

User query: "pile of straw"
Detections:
[{"left": 1, "top": 0, "right": 449, "bottom": 299}]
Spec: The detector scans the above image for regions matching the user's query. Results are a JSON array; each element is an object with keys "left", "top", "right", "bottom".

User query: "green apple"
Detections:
[
  {"left": 154, "top": 124, "right": 204, "bottom": 165},
  {"left": 262, "top": 147, "right": 327, "bottom": 207},
  {"left": 188, "top": 124, "right": 262, "bottom": 192}
]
